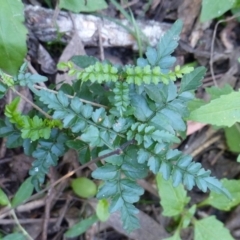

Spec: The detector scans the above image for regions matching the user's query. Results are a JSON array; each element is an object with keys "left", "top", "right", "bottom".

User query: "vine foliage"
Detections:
[{"left": 0, "top": 20, "right": 229, "bottom": 232}]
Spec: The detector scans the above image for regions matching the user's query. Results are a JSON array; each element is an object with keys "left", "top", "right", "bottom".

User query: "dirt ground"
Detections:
[{"left": 1, "top": 0, "right": 240, "bottom": 239}]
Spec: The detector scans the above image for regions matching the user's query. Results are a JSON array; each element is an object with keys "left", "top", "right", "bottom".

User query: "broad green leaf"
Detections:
[
  {"left": 64, "top": 214, "right": 98, "bottom": 238},
  {"left": 206, "top": 84, "right": 233, "bottom": 100},
  {"left": 156, "top": 173, "right": 189, "bottom": 216},
  {"left": 224, "top": 123, "right": 240, "bottom": 153},
  {"left": 194, "top": 216, "right": 234, "bottom": 240},
  {"left": 179, "top": 67, "right": 206, "bottom": 93},
  {"left": 11, "top": 177, "right": 34, "bottom": 207},
  {"left": 187, "top": 98, "right": 206, "bottom": 112},
  {"left": 71, "top": 55, "right": 98, "bottom": 68},
  {"left": 2, "top": 233, "right": 25, "bottom": 240},
  {"left": 0, "top": 188, "right": 9, "bottom": 206},
  {"left": 189, "top": 91, "right": 240, "bottom": 127},
  {"left": 96, "top": 199, "right": 110, "bottom": 222},
  {"left": 0, "top": 0, "right": 27, "bottom": 75},
  {"left": 200, "top": 0, "right": 235, "bottom": 22},
  {"left": 59, "top": 0, "right": 107, "bottom": 13},
  {"left": 200, "top": 179, "right": 240, "bottom": 211},
  {"left": 71, "top": 177, "right": 97, "bottom": 198}
]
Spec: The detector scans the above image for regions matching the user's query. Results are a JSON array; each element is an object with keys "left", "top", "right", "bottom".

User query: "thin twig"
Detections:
[
  {"left": 210, "top": 13, "right": 240, "bottom": 86},
  {"left": 42, "top": 168, "right": 54, "bottom": 240},
  {"left": 11, "top": 88, "right": 52, "bottom": 119}
]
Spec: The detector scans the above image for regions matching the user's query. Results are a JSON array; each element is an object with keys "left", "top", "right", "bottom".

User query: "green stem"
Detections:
[{"left": 10, "top": 209, "right": 34, "bottom": 240}]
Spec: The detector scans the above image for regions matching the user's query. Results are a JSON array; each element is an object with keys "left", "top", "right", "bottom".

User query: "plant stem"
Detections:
[{"left": 10, "top": 209, "right": 34, "bottom": 240}]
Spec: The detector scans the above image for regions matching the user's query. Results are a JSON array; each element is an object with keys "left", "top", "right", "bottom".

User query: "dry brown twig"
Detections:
[{"left": 210, "top": 13, "right": 240, "bottom": 86}]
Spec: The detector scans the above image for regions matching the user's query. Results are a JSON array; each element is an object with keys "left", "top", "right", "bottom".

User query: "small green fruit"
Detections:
[{"left": 71, "top": 177, "right": 97, "bottom": 198}]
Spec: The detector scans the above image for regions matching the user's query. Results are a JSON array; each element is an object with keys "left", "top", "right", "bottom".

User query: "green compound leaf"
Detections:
[
  {"left": 92, "top": 164, "right": 120, "bottom": 180},
  {"left": 138, "top": 20, "right": 182, "bottom": 72},
  {"left": 21, "top": 116, "right": 51, "bottom": 141},
  {"left": 138, "top": 148, "right": 230, "bottom": 197},
  {"left": 112, "top": 82, "right": 131, "bottom": 117},
  {"left": 11, "top": 177, "right": 34, "bottom": 207},
  {"left": 98, "top": 149, "right": 123, "bottom": 166},
  {"left": 200, "top": 179, "right": 240, "bottom": 211},
  {"left": 189, "top": 91, "right": 240, "bottom": 127},
  {"left": 179, "top": 67, "right": 206, "bottom": 93},
  {"left": 0, "top": 188, "right": 9, "bottom": 206},
  {"left": 200, "top": 0, "right": 235, "bottom": 22},
  {"left": 194, "top": 216, "right": 234, "bottom": 240},
  {"left": 122, "top": 148, "right": 148, "bottom": 180},
  {"left": 0, "top": 119, "right": 23, "bottom": 148},
  {"left": 64, "top": 214, "right": 98, "bottom": 238},
  {"left": 0, "top": 0, "right": 27, "bottom": 75},
  {"left": 156, "top": 173, "right": 189, "bottom": 217},
  {"left": 81, "top": 125, "right": 102, "bottom": 147},
  {"left": 17, "top": 72, "right": 48, "bottom": 87},
  {"left": 77, "top": 62, "right": 118, "bottom": 83},
  {"left": 92, "top": 147, "right": 145, "bottom": 232},
  {"left": 130, "top": 94, "right": 153, "bottom": 121},
  {"left": 29, "top": 129, "right": 67, "bottom": 190},
  {"left": 4, "top": 97, "right": 24, "bottom": 127},
  {"left": 156, "top": 20, "right": 182, "bottom": 70}
]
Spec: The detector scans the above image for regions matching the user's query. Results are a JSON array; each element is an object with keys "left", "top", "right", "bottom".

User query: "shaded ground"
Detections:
[{"left": 1, "top": 0, "right": 240, "bottom": 239}]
